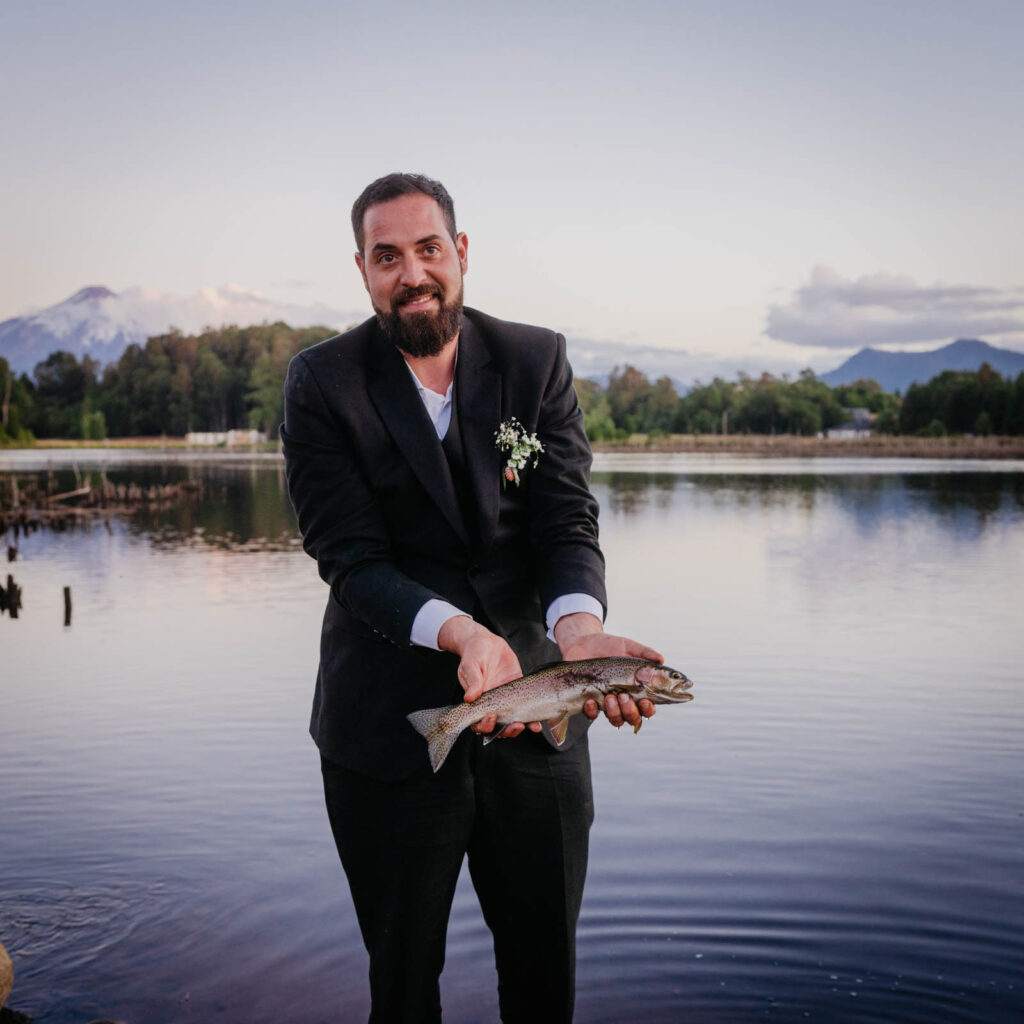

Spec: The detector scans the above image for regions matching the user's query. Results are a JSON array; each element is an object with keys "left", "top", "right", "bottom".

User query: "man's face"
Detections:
[{"left": 355, "top": 193, "right": 469, "bottom": 358}]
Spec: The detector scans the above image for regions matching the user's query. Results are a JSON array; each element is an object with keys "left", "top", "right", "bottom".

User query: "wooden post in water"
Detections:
[
  {"left": 4, "top": 574, "right": 21, "bottom": 618},
  {"left": 64, "top": 585, "right": 72, "bottom": 627}
]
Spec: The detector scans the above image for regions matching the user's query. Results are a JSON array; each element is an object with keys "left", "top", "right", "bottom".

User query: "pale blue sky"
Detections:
[{"left": 3, "top": 0, "right": 1022, "bottom": 369}]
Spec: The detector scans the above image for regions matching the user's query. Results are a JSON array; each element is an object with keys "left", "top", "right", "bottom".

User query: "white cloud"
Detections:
[
  {"left": 565, "top": 337, "right": 808, "bottom": 388},
  {"left": 766, "top": 266, "right": 1024, "bottom": 349},
  {"left": 29, "top": 284, "right": 361, "bottom": 344},
  {"left": 117, "top": 284, "right": 360, "bottom": 336}
]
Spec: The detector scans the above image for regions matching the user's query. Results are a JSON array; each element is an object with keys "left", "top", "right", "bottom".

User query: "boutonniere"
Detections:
[{"left": 495, "top": 416, "right": 544, "bottom": 487}]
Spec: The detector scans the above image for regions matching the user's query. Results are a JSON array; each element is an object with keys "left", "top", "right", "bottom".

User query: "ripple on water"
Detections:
[{"left": 575, "top": 882, "right": 1024, "bottom": 1023}]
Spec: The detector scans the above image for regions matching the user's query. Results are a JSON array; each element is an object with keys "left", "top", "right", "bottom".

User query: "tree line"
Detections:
[
  {"left": 2, "top": 326, "right": 1024, "bottom": 444},
  {"left": 0, "top": 322, "right": 328, "bottom": 443},
  {"left": 577, "top": 363, "right": 1024, "bottom": 440}
]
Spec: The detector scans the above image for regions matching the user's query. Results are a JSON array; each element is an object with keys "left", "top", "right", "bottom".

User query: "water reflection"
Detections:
[
  {"left": 5, "top": 462, "right": 1021, "bottom": 552},
  {"left": 2, "top": 462, "right": 300, "bottom": 551},
  {"left": 596, "top": 469, "right": 1024, "bottom": 536},
  {"left": 2, "top": 457, "right": 1023, "bottom": 1024}
]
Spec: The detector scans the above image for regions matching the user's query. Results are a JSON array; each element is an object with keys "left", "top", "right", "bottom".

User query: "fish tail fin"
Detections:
[{"left": 406, "top": 705, "right": 460, "bottom": 773}]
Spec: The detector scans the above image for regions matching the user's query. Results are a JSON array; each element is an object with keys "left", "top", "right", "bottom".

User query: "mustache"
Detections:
[{"left": 393, "top": 284, "right": 443, "bottom": 310}]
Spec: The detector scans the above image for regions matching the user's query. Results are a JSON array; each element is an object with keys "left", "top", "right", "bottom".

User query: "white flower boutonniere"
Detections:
[{"left": 495, "top": 416, "right": 544, "bottom": 487}]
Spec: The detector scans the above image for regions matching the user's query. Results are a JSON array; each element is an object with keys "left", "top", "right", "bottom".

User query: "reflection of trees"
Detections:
[
  {"left": 1, "top": 462, "right": 300, "bottom": 552},
  {"left": 128, "top": 463, "right": 299, "bottom": 551},
  {"left": 903, "top": 473, "right": 1022, "bottom": 528},
  {"left": 597, "top": 473, "right": 679, "bottom": 515},
  {"left": 6, "top": 463, "right": 1021, "bottom": 552},
  {"left": 594, "top": 469, "right": 1023, "bottom": 537}
]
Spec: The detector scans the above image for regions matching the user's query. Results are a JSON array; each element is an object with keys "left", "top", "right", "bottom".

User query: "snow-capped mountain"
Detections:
[
  {"left": 2, "top": 285, "right": 810, "bottom": 386},
  {"left": 0, "top": 285, "right": 358, "bottom": 374}
]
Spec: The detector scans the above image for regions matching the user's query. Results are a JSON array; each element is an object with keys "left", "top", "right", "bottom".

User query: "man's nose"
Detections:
[{"left": 399, "top": 255, "right": 428, "bottom": 288}]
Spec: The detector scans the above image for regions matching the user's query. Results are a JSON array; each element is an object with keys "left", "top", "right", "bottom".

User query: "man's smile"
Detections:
[
  {"left": 401, "top": 295, "right": 437, "bottom": 311},
  {"left": 394, "top": 286, "right": 442, "bottom": 314}
]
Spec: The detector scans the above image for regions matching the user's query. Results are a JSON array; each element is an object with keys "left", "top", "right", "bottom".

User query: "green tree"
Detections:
[
  {"left": 606, "top": 365, "right": 653, "bottom": 429},
  {"left": 29, "top": 351, "right": 99, "bottom": 437},
  {"left": 81, "top": 396, "right": 107, "bottom": 440},
  {"left": 0, "top": 358, "right": 35, "bottom": 444}
]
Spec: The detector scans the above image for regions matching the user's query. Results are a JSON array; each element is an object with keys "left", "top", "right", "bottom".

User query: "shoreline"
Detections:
[
  {"left": 4, "top": 434, "right": 1024, "bottom": 460},
  {"left": 591, "top": 434, "right": 1024, "bottom": 459}
]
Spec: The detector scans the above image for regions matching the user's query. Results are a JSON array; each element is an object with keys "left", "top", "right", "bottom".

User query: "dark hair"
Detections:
[{"left": 351, "top": 173, "right": 457, "bottom": 254}]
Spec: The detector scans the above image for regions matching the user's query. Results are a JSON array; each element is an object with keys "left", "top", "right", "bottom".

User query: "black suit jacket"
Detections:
[{"left": 281, "top": 307, "right": 606, "bottom": 780}]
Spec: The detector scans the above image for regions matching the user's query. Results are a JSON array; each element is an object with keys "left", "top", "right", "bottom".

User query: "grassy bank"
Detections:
[
  {"left": 4, "top": 434, "right": 1024, "bottom": 459},
  {"left": 17, "top": 437, "right": 281, "bottom": 453},
  {"left": 590, "top": 433, "right": 1024, "bottom": 459}
]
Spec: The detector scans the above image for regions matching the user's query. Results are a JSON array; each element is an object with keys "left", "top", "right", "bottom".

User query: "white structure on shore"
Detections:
[
  {"left": 185, "top": 429, "right": 267, "bottom": 446},
  {"left": 826, "top": 408, "right": 873, "bottom": 440}
]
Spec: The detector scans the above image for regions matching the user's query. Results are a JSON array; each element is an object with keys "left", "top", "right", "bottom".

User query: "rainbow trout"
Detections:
[{"left": 407, "top": 657, "right": 693, "bottom": 772}]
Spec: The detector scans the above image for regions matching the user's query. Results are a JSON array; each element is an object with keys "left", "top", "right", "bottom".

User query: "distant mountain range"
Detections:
[
  {"left": 0, "top": 285, "right": 356, "bottom": 374},
  {"left": 0, "top": 284, "right": 805, "bottom": 384},
  {"left": 4, "top": 286, "right": 1024, "bottom": 394},
  {"left": 0, "top": 287, "right": 146, "bottom": 373},
  {"left": 817, "top": 339, "right": 1024, "bottom": 393}
]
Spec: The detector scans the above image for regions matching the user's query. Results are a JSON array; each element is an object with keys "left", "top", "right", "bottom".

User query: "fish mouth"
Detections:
[{"left": 635, "top": 664, "right": 693, "bottom": 700}]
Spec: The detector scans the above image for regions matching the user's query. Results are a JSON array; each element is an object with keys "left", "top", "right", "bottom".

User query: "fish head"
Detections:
[{"left": 634, "top": 663, "right": 693, "bottom": 704}]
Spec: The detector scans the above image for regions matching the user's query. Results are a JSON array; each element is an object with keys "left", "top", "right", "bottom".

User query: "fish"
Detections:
[{"left": 406, "top": 657, "right": 693, "bottom": 772}]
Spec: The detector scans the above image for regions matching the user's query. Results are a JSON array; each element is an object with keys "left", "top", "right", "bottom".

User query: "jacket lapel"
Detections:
[
  {"left": 366, "top": 329, "right": 470, "bottom": 546},
  {"left": 456, "top": 317, "right": 502, "bottom": 552}
]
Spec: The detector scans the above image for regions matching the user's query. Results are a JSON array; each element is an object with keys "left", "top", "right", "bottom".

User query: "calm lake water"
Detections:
[{"left": 2, "top": 452, "right": 1023, "bottom": 1023}]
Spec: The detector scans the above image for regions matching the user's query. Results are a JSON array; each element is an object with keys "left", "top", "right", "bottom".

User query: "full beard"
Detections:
[{"left": 375, "top": 283, "right": 464, "bottom": 359}]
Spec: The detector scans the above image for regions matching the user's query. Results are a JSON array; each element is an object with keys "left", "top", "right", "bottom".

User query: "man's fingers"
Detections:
[
  {"left": 638, "top": 698, "right": 656, "bottom": 719},
  {"left": 617, "top": 693, "right": 642, "bottom": 727},
  {"left": 471, "top": 712, "right": 498, "bottom": 734},
  {"left": 626, "top": 640, "right": 663, "bottom": 663},
  {"left": 583, "top": 699, "right": 600, "bottom": 721},
  {"left": 603, "top": 693, "right": 624, "bottom": 728}
]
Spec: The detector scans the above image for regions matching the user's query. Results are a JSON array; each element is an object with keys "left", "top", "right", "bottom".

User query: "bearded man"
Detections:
[{"left": 282, "top": 172, "right": 660, "bottom": 1024}]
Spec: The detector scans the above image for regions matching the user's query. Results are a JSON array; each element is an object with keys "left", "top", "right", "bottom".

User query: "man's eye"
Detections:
[
  {"left": 423, "top": 245, "right": 440, "bottom": 256},
  {"left": 377, "top": 253, "right": 397, "bottom": 265}
]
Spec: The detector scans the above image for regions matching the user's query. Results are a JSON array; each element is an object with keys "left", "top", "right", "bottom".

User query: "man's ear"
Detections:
[
  {"left": 355, "top": 251, "right": 369, "bottom": 291},
  {"left": 457, "top": 232, "right": 469, "bottom": 276}
]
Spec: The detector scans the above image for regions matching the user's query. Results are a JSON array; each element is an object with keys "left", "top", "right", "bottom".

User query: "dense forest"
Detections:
[
  {"left": 0, "top": 322, "right": 328, "bottom": 443},
  {"left": 576, "top": 364, "right": 1024, "bottom": 440},
  {"left": 2, "top": 324, "right": 1024, "bottom": 444}
]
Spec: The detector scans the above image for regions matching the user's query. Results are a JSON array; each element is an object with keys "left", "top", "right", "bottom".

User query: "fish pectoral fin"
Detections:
[
  {"left": 548, "top": 713, "right": 571, "bottom": 746},
  {"left": 481, "top": 722, "right": 512, "bottom": 745},
  {"left": 633, "top": 718, "right": 643, "bottom": 735}
]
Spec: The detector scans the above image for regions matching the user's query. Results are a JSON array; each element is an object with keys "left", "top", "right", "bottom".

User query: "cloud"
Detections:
[
  {"left": 565, "top": 337, "right": 807, "bottom": 389},
  {"left": 766, "top": 266, "right": 1024, "bottom": 349},
  {"left": 117, "top": 284, "right": 362, "bottom": 336},
  {"left": 26, "top": 284, "right": 362, "bottom": 345}
]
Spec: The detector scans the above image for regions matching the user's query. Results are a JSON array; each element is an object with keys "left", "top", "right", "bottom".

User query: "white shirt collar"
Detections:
[{"left": 404, "top": 361, "right": 454, "bottom": 439}]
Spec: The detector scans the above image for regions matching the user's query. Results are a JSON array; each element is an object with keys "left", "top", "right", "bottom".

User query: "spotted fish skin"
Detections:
[{"left": 406, "top": 657, "right": 693, "bottom": 772}]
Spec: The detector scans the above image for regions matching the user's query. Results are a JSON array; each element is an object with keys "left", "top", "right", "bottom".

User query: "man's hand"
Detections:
[
  {"left": 553, "top": 612, "right": 663, "bottom": 730},
  {"left": 437, "top": 615, "right": 539, "bottom": 738}
]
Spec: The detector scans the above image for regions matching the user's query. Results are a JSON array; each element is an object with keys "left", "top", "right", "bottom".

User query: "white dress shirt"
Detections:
[{"left": 404, "top": 362, "right": 602, "bottom": 650}]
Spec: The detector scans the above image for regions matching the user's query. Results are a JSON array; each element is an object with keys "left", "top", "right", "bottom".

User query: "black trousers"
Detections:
[{"left": 321, "top": 729, "right": 594, "bottom": 1024}]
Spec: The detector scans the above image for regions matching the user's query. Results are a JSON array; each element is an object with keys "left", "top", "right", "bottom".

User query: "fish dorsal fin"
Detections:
[{"left": 549, "top": 713, "right": 571, "bottom": 746}]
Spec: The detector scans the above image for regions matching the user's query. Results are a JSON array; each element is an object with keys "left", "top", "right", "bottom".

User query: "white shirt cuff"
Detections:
[
  {"left": 545, "top": 593, "right": 605, "bottom": 641},
  {"left": 411, "top": 599, "right": 472, "bottom": 651}
]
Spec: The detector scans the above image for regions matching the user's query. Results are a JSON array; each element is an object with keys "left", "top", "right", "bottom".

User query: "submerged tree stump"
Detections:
[{"left": 0, "top": 575, "right": 22, "bottom": 618}]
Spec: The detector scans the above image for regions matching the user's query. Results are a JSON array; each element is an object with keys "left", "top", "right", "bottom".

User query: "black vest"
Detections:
[{"left": 440, "top": 393, "right": 477, "bottom": 544}]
